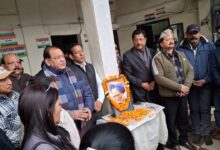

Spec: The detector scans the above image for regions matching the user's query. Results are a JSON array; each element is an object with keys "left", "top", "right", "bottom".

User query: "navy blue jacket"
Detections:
[
  {"left": 178, "top": 36, "right": 215, "bottom": 82},
  {"left": 211, "top": 47, "right": 220, "bottom": 86},
  {"left": 215, "top": 39, "right": 220, "bottom": 48}
]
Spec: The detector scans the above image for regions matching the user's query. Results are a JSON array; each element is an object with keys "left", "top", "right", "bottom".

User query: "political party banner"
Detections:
[
  {"left": 36, "top": 37, "right": 50, "bottom": 49},
  {"left": 0, "top": 28, "right": 18, "bottom": 47},
  {"left": 0, "top": 44, "right": 27, "bottom": 57}
]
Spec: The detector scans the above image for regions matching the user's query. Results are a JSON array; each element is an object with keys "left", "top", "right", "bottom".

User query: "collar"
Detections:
[
  {"left": 10, "top": 73, "right": 21, "bottom": 79},
  {"left": 74, "top": 61, "right": 86, "bottom": 71},
  {"left": 179, "top": 35, "right": 209, "bottom": 49},
  {"left": 0, "top": 91, "right": 16, "bottom": 100},
  {"left": 133, "top": 46, "right": 146, "bottom": 52},
  {"left": 161, "top": 49, "right": 178, "bottom": 58}
]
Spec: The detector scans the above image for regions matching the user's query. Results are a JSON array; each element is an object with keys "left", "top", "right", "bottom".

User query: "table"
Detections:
[{"left": 97, "top": 103, "right": 168, "bottom": 150}]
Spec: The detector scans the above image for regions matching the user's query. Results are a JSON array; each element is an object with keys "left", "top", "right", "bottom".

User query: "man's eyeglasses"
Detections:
[{"left": 50, "top": 55, "right": 65, "bottom": 60}]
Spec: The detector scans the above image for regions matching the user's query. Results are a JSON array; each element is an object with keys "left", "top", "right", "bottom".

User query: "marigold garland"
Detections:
[
  {"left": 108, "top": 108, "right": 153, "bottom": 126},
  {"left": 102, "top": 74, "right": 131, "bottom": 112}
]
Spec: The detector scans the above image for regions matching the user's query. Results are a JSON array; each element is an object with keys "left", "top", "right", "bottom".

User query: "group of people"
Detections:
[
  {"left": 122, "top": 24, "right": 218, "bottom": 150},
  {"left": 0, "top": 23, "right": 219, "bottom": 150},
  {"left": 0, "top": 44, "right": 117, "bottom": 149}
]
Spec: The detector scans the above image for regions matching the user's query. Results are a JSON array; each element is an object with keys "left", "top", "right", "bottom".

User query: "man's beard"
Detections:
[{"left": 189, "top": 36, "right": 199, "bottom": 47}]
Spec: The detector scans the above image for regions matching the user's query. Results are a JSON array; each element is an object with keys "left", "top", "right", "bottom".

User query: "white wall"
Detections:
[
  {"left": 115, "top": 0, "right": 212, "bottom": 54},
  {"left": 0, "top": 0, "right": 92, "bottom": 75},
  {"left": 0, "top": 0, "right": 213, "bottom": 75},
  {"left": 198, "top": 0, "right": 212, "bottom": 40}
]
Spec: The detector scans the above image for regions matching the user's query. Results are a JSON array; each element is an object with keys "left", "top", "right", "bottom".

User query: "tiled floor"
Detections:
[
  {"left": 165, "top": 107, "right": 220, "bottom": 150},
  {"left": 164, "top": 139, "right": 220, "bottom": 150}
]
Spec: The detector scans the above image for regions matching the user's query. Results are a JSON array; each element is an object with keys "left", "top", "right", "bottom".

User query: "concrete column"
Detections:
[
  {"left": 81, "top": 0, "right": 119, "bottom": 79},
  {"left": 198, "top": 0, "right": 212, "bottom": 40}
]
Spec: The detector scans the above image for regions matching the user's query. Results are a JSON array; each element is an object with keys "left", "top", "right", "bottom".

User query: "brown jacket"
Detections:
[{"left": 152, "top": 50, "right": 194, "bottom": 97}]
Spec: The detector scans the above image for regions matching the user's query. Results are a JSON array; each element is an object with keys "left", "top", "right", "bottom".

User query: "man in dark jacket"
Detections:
[
  {"left": 34, "top": 46, "right": 94, "bottom": 130},
  {"left": 211, "top": 46, "right": 220, "bottom": 140},
  {"left": 215, "top": 26, "right": 220, "bottom": 48},
  {"left": 179, "top": 24, "right": 215, "bottom": 145},
  {"left": 122, "top": 29, "right": 159, "bottom": 104},
  {"left": 2, "top": 53, "right": 33, "bottom": 94}
]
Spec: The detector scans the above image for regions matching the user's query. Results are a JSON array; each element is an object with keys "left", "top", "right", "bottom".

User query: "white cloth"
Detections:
[
  {"left": 59, "top": 109, "right": 80, "bottom": 149},
  {"left": 132, "top": 111, "right": 168, "bottom": 150},
  {"left": 97, "top": 103, "right": 168, "bottom": 150}
]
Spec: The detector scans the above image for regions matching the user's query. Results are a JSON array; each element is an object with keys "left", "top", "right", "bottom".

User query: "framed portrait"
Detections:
[{"left": 102, "top": 74, "right": 133, "bottom": 116}]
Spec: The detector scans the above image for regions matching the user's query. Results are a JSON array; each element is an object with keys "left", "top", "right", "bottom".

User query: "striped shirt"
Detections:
[{"left": 0, "top": 91, "right": 22, "bottom": 148}]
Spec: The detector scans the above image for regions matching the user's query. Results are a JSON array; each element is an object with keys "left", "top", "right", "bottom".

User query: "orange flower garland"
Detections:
[
  {"left": 102, "top": 74, "right": 131, "bottom": 112},
  {"left": 108, "top": 108, "right": 153, "bottom": 126}
]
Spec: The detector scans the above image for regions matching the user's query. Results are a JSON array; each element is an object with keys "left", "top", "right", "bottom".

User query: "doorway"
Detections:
[
  {"left": 51, "top": 34, "right": 78, "bottom": 55},
  {"left": 137, "top": 19, "right": 170, "bottom": 50}
]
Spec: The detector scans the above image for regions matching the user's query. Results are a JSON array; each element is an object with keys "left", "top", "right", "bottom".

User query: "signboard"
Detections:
[
  {"left": 0, "top": 28, "right": 18, "bottom": 47},
  {"left": 0, "top": 45, "right": 27, "bottom": 57},
  {"left": 36, "top": 37, "right": 50, "bottom": 49}
]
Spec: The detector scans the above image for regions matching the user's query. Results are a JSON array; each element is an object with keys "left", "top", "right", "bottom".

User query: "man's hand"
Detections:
[
  {"left": 149, "top": 81, "right": 155, "bottom": 90},
  {"left": 71, "top": 108, "right": 92, "bottom": 121},
  {"left": 180, "top": 84, "right": 189, "bottom": 95},
  {"left": 193, "top": 80, "right": 206, "bottom": 87},
  {"left": 82, "top": 107, "right": 92, "bottom": 121},
  {"left": 95, "top": 100, "right": 102, "bottom": 112},
  {"left": 71, "top": 110, "right": 89, "bottom": 121},
  {"left": 50, "top": 81, "right": 58, "bottom": 89},
  {"left": 180, "top": 92, "right": 188, "bottom": 97},
  {"left": 141, "top": 82, "right": 151, "bottom": 90}
]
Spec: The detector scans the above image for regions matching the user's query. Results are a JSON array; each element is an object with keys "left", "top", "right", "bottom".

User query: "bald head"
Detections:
[{"left": 2, "top": 53, "right": 22, "bottom": 75}]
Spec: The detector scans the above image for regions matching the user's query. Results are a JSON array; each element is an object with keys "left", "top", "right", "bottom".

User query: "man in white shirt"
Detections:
[{"left": 67, "top": 43, "right": 105, "bottom": 127}]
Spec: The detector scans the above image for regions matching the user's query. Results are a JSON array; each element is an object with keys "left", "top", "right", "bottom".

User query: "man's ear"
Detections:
[
  {"left": 69, "top": 54, "right": 74, "bottom": 60},
  {"left": 45, "top": 59, "right": 50, "bottom": 66}
]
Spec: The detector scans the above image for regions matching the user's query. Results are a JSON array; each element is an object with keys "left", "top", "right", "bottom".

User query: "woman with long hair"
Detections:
[{"left": 19, "top": 84, "right": 76, "bottom": 150}]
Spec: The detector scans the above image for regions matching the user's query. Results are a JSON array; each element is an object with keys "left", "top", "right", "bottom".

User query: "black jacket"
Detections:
[
  {"left": 122, "top": 47, "right": 158, "bottom": 102},
  {"left": 211, "top": 47, "right": 220, "bottom": 87},
  {"left": 34, "top": 69, "right": 51, "bottom": 85},
  {"left": 10, "top": 73, "right": 33, "bottom": 94}
]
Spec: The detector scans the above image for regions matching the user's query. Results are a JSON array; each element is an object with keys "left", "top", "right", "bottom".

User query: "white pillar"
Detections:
[
  {"left": 198, "top": 0, "right": 212, "bottom": 39},
  {"left": 81, "top": 0, "right": 119, "bottom": 79}
]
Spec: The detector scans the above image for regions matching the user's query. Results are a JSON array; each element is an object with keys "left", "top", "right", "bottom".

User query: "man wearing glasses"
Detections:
[
  {"left": 34, "top": 46, "right": 94, "bottom": 132},
  {"left": 179, "top": 24, "right": 216, "bottom": 145}
]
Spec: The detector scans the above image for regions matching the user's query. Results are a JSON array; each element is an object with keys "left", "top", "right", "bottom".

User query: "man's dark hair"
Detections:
[
  {"left": 67, "top": 43, "right": 83, "bottom": 55},
  {"left": 132, "top": 29, "right": 147, "bottom": 39},
  {"left": 1, "top": 53, "right": 21, "bottom": 65},
  {"left": 43, "top": 46, "right": 60, "bottom": 59}
]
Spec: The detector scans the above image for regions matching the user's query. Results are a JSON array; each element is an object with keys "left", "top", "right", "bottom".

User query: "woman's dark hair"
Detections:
[
  {"left": 80, "top": 123, "right": 135, "bottom": 150},
  {"left": 132, "top": 29, "right": 147, "bottom": 40},
  {"left": 43, "top": 46, "right": 60, "bottom": 59},
  {"left": 19, "top": 84, "right": 75, "bottom": 150}
]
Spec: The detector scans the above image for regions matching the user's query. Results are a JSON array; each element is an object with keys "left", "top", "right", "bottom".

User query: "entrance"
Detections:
[
  {"left": 137, "top": 19, "right": 170, "bottom": 50},
  {"left": 51, "top": 34, "right": 78, "bottom": 55}
]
